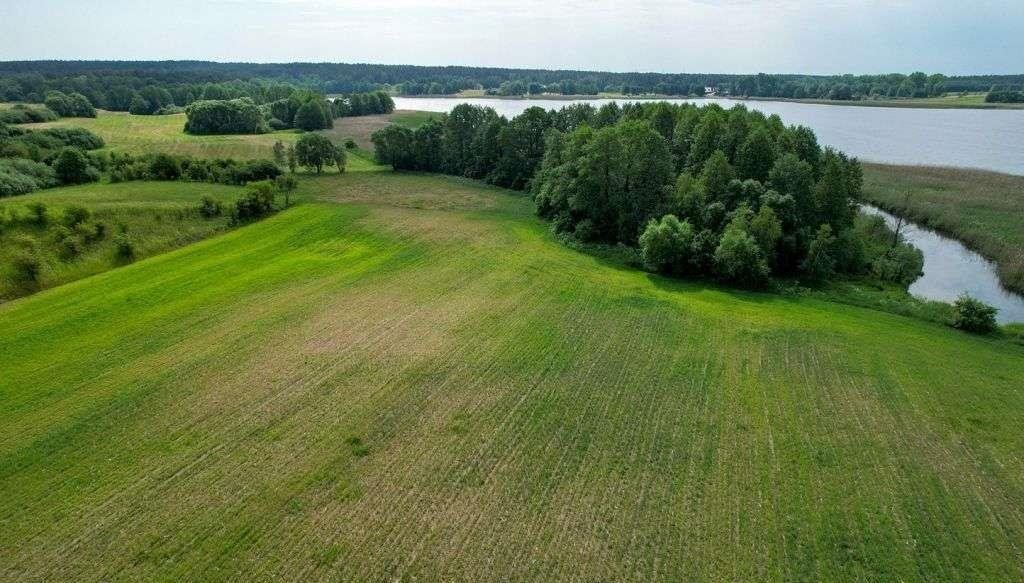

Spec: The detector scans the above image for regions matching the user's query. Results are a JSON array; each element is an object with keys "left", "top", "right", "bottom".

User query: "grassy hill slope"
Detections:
[{"left": 2, "top": 171, "right": 1024, "bottom": 581}]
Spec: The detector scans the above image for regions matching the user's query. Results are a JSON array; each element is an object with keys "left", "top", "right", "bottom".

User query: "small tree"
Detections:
[
  {"left": 952, "top": 294, "right": 998, "bottom": 334},
  {"left": 232, "top": 181, "right": 277, "bottom": 223},
  {"left": 332, "top": 147, "right": 347, "bottom": 174},
  {"left": 295, "top": 133, "right": 336, "bottom": 174},
  {"left": 714, "top": 220, "right": 770, "bottom": 288},
  {"left": 286, "top": 145, "right": 298, "bottom": 174},
  {"left": 273, "top": 141, "right": 286, "bottom": 166},
  {"left": 802, "top": 224, "right": 838, "bottom": 280},
  {"left": 639, "top": 215, "right": 694, "bottom": 274},
  {"left": 275, "top": 175, "right": 298, "bottom": 206},
  {"left": 53, "top": 147, "right": 99, "bottom": 185}
]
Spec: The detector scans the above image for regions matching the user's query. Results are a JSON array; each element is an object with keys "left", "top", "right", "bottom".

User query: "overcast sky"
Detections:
[{"left": 2, "top": 0, "right": 1022, "bottom": 75}]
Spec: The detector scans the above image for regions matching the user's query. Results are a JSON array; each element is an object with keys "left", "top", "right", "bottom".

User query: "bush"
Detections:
[
  {"left": 112, "top": 232, "right": 135, "bottom": 262},
  {"left": 1, "top": 158, "right": 57, "bottom": 197},
  {"left": 871, "top": 244, "right": 924, "bottom": 286},
  {"left": 951, "top": 294, "right": 998, "bottom": 334},
  {"left": 26, "top": 201, "right": 48, "bottom": 225},
  {"left": 50, "top": 225, "right": 82, "bottom": 260},
  {"left": 344, "top": 138, "right": 357, "bottom": 150},
  {"left": 232, "top": 181, "right": 277, "bottom": 223},
  {"left": 268, "top": 117, "right": 289, "bottom": 131},
  {"left": 148, "top": 153, "right": 181, "bottom": 180},
  {"left": 802, "top": 224, "right": 838, "bottom": 280},
  {"left": 9, "top": 235, "right": 43, "bottom": 288},
  {"left": 639, "top": 214, "right": 694, "bottom": 274},
  {"left": 53, "top": 147, "right": 100, "bottom": 185},
  {"left": 0, "top": 105, "right": 59, "bottom": 124},
  {"left": 197, "top": 196, "right": 223, "bottom": 218},
  {"left": 714, "top": 222, "right": 770, "bottom": 288},
  {"left": 36, "top": 127, "right": 104, "bottom": 150},
  {"left": 62, "top": 205, "right": 91, "bottom": 228}
]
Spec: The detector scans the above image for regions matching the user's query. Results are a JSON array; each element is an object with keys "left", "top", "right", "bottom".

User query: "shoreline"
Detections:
[{"left": 390, "top": 93, "right": 1024, "bottom": 110}]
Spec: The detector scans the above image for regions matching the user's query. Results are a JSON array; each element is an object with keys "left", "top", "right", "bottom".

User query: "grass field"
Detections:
[
  {"left": 323, "top": 110, "right": 442, "bottom": 149},
  {"left": 22, "top": 110, "right": 302, "bottom": 159},
  {"left": 0, "top": 181, "right": 248, "bottom": 300},
  {"left": 862, "top": 163, "right": 1024, "bottom": 294},
  {"left": 2, "top": 168, "right": 1024, "bottom": 581}
]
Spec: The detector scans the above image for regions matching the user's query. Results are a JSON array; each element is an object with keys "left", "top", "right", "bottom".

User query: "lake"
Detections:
[
  {"left": 862, "top": 206, "right": 1024, "bottom": 324},
  {"left": 393, "top": 97, "right": 1024, "bottom": 175}
]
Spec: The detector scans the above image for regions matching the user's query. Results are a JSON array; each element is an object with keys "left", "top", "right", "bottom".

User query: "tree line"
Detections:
[
  {"left": 2, "top": 61, "right": 1021, "bottom": 100},
  {"left": 372, "top": 101, "right": 924, "bottom": 288}
]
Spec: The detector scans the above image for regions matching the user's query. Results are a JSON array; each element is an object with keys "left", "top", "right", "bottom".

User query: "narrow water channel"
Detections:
[{"left": 861, "top": 205, "right": 1024, "bottom": 324}]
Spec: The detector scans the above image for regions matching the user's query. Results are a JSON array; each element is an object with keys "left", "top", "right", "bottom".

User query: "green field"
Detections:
[
  {"left": 862, "top": 163, "right": 1024, "bottom": 293},
  {"left": 3, "top": 168, "right": 1024, "bottom": 581},
  {"left": 22, "top": 110, "right": 302, "bottom": 159}
]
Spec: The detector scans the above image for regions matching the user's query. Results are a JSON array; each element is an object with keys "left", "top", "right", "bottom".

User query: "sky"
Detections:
[{"left": 1, "top": 0, "right": 1022, "bottom": 75}]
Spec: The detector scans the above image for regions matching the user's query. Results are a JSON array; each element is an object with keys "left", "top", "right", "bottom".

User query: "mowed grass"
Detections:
[
  {"left": 22, "top": 110, "right": 302, "bottom": 159},
  {"left": 321, "top": 110, "right": 443, "bottom": 149},
  {"left": 0, "top": 181, "right": 247, "bottom": 301},
  {"left": 862, "top": 162, "right": 1024, "bottom": 293},
  {"left": 2, "top": 171, "right": 1024, "bottom": 581}
]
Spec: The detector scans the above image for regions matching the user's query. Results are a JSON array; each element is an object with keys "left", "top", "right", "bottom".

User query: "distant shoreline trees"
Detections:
[{"left": 2, "top": 62, "right": 1019, "bottom": 104}]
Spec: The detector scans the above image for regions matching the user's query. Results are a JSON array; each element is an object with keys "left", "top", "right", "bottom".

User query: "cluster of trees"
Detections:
[
  {"left": 373, "top": 101, "right": 923, "bottom": 288},
  {"left": 102, "top": 151, "right": 281, "bottom": 186},
  {"left": 1, "top": 123, "right": 105, "bottom": 196},
  {"left": 186, "top": 91, "right": 394, "bottom": 135},
  {"left": 985, "top": 87, "right": 1024, "bottom": 103},
  {"left": 184, "top": 98, "right": 268, "bottom": 135},
  {"left": 42, "top": 91, "right": 96, "bottom": 117},
  {"left": 331, "top": 91, "right": 395, "bottom": 117},
  {"left": 0, "top": 104, "right": 59, "bottom": 124}
]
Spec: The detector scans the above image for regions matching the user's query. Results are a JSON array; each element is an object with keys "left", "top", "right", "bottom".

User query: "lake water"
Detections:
[
  {"left": 862, "top": 206, "right": 1024, "bottom": 324},
  {"left": 393, "top": 97, "right": 1024, "bottom": 175}
]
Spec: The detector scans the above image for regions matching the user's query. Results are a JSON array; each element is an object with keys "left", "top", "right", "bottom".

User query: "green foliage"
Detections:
[
  {"left": 197, "top": 196, "right": 223, "bottom": 218},
  {"left": 295, "top": 133, "right": 337, "bottom": 174},
  {"left": 0, "top": 104, "right": 59, "bottom": 124},
  {"left": 184, "top": 98, "right": 268, "bottom": 135},
  {"left": 713, "top": 216, "right": 770, "bottom": 288},
  {"left": 44, "top": 90, "right": 96, "bottom": 118},
  {"left": 112, "top": 232, "right": 135, "bottom": 262},
  {"left": 294, "top": 99, "right": 334, "bottom": 131},
  {"left": 53, "top": 145, "right": 99, "bottom": 184},
  {"left": 639, "top": 214, "right": 694, "bottom": 274},
  {"left": 952, "top": 294, "right": 998, "bottom": 334},
  {"left": 232, "top": 180, "right": 277, "bottom": 223},
  {"left": 0, "top": 158, "right": 58, "bottom": 197},
  {"left": 802, "top": 224, "right": 838, "bottom": 280}
]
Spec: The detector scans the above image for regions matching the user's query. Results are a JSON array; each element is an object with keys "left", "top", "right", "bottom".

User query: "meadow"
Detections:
[
  {"left": 0, "top": 181, "right": 247, "bottom": 301},
  {"left": 2, "top": 168, "right": 1024, "bottom": 581},
  {"left": 23, "top": 110, "right": 302, "bottom": 159},
  {"left": 862, "top": 163, "right": 1024, "bottom": 293}
]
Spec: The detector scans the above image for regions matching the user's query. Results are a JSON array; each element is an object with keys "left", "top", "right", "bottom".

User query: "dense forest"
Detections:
[
  {"left": 371, "top": 102, "right": 923, "bottom": 288},
  {"left": 1, "top": 61, "right": 1021, "bottom": 101}
]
